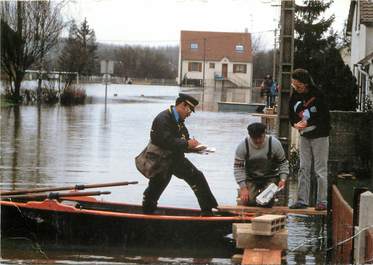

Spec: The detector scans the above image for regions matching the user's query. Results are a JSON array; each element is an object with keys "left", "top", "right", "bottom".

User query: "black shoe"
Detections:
[
  {"left": 289, "top": 202, "right": 308, "bottom": 209},
  {"left": 200, "top": 210, "right": 214, "bottom": 217}
]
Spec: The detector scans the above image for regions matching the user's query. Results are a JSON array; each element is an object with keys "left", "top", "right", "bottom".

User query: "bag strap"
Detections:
[
  {"left": 304, "top": 96, "right": 316, "bottom": 108},
  {"left": 245, "top": 137, "right": 250, "bottom": 159},
  {"left": 267, "top": 136, "right": 272, "bottom": 160}
]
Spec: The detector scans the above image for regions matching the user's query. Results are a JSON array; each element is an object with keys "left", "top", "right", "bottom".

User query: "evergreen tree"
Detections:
[
  {"left": 58, "top": 18, "right": 97, "bottom": 79},
  {"left": 294, "top": 0, "right": 358, "bottom": 110}
]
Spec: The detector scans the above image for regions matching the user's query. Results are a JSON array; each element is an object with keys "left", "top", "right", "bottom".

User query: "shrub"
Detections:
[{"left": 60, "top": 86, "right": 86, "bottom": 105}]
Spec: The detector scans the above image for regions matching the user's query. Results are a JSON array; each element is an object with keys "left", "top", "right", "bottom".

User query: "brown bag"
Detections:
[{"left": 135, "top": 142, "right": 172, "bottom": 179}]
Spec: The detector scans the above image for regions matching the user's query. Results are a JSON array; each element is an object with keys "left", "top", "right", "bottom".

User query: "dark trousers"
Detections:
[{"left": 142, "top": 157, "right": 218, "bottom": 213}]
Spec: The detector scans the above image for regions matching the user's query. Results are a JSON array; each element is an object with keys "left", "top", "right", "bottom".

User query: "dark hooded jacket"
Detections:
[{"left": 289, "top": 86, "right": 331, "bottom": 139}]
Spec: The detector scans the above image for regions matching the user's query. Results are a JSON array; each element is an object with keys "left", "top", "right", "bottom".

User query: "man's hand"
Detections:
[
  {"left": 240, "top": 186, "right": 249, "bottom": 205},
  {"left": 278, "top": 179, "right": 286, "bottom": 189},
  {"left": 294, "top": 120, "right": 307, "bottom": 130},
  {"left": 187, "top": 138, "right": 200, "bottom": 149}
]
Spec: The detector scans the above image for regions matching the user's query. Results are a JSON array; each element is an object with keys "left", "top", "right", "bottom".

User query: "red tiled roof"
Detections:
[
  {"left": 347, "top": 0, "right": 373, "bottom": 33},
  {"left": 361, "top": 0, "right": 373, "bottom": 24},
  {"left": 180, "top": 30, "right": 252, "bottom": 62}
]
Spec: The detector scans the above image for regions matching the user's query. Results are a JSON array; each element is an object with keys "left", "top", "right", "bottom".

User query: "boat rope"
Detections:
[
  {"left": 325, "top": 224, "right": 373, "bottom": 252},
  {"left": 289, "top": 224, "right": 373, "bottom": 253},
  {"left": 289, "top": 236, "right": 326, "bottom": 252},
  {"left": 6, "top": 199, "right": 49, "bottom": 259}
]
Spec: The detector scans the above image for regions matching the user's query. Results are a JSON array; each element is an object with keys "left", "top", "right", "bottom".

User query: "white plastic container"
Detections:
[{"left": 256, "top": 183, "right": 279, "bottom": 206}]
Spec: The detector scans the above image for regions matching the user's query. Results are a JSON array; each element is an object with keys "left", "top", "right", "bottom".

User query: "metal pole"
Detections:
[
  {"left": 105, "top": 76, "right": 108, "bottom": 110},
  {"left": 272, "top": 28, "right": 277, "bottom": 80},
  {"left": 202, "top": 38, "right": 206, "bottom": 111}
]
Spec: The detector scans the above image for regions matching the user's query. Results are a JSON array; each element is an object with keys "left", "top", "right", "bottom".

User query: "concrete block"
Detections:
[
  {"left": 251, "top": 214, "right": 286, "bottom": 236},
  {"left": 233, "top": 223, "right": 251, "bottom": 239},
  {"left": 236, "top": 224, "right": 288, "bottom": 249},
  {"left": 355, "top": 191, "right": 373, "bottom": 264}
]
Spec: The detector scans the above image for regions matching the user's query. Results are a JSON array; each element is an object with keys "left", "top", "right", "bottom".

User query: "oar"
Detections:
[
  {"left": 0, "top": 190, "right": 111, "bottom": 200},
  {"left": 0, "top": 181, "right": 138, "bottom": 196}
]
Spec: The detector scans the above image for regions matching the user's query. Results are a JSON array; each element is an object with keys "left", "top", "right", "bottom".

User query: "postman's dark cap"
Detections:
[{"left": 178, "top": 93, "right": 199, "bottom": 112}]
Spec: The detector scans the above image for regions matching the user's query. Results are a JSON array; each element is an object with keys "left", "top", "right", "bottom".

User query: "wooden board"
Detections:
[
  {"left": 218, "top": 205, "right": 327, "bottom": 216},
  {"left": 242, "top": 249, "right": 282, "bottom": 265}
]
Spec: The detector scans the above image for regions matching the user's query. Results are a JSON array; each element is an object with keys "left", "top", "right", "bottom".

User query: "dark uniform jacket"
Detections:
[
  {"left": 150, "top": 106, "right": 189, "bottom": 159},
  {"left": 289, "top": 86, "right": 331, "bottom": 139}
]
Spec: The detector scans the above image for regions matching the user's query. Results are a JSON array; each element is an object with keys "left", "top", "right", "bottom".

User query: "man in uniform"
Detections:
[{"left": 142, "top": 93, "right": 218, "bottom": 216}]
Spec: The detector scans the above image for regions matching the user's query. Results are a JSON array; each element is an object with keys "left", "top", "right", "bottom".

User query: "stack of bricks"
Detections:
[{"left": 232, "top": 214, "right": 287, "bottom": 265}]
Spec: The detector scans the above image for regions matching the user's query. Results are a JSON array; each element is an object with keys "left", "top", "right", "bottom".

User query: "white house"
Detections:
[
  {"left": 347, "top": 0, "right": 373, "bottom": 110},
  {"left": 178, "top": 30, "right": 253, "bottom": 88}
]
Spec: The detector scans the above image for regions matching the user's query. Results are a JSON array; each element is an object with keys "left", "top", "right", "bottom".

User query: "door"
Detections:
[{"left": 222, "top": 64, "right": 228, "bottom": 79}]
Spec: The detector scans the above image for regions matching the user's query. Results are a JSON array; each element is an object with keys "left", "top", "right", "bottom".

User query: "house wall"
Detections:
[
  {"left": 179, "top": 59, "right": 252, "bottom": 88},
  {"left": 350, "top": 17, "right": 367, "bottom": 68},
  {"left": 350, "top": 6, "right": 373, "bottom": 68},
  {"left": 366, "top": 26, "right": 373, "bottom": 56}
]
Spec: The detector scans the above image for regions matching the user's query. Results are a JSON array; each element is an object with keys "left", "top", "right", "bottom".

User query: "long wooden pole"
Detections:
[
  {"left": 0, "top": 190, "right": 111, "bottom": 200},
  {"left": 0, "top": 181, "right": 138, "bottom": 196}
]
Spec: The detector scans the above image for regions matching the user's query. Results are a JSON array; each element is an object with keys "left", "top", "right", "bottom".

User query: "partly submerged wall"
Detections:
[{"left": 329, "top": 111, "right": 373, "bottom": 179}]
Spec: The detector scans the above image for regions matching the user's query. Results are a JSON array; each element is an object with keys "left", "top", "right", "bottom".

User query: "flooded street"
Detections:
[{"left": 1, "top": 84, "right": 326, "bottom": 264}]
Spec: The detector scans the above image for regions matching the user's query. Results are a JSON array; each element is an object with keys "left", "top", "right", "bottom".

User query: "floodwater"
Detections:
[{"left": 0, "top": 83, "right": 326, "bottom": 264}]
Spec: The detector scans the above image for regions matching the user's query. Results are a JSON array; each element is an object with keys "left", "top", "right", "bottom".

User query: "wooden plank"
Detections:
[
  {"left": 251, "top": 113, "right": 277, "bottom": 118},
  {"left": 218, "top": 205, "right": 327, "bottom": 216},
  {"left": 242, "top": 249, "right": 282, "bottom": 265}
]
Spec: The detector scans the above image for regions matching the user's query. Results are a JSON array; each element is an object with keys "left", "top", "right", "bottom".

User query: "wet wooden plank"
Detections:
[
  {"left": 218, "top": 205, "right": 327, "bottom": 216},
  {"left": 242, "top": 249, "right": 281, "bottom": 265}
]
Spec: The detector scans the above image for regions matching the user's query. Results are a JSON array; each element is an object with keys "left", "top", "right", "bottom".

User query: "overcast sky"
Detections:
[{"left": 64, "top": 0, "right": 351, "bottom": 49}]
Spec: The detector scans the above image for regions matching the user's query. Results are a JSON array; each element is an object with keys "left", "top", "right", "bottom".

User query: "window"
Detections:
[
  {"left": 188, "top": 62, "right": 202, "bottom": 72},
  {"left": 209, "top": 63, "right": 215, "bottom": 69},
  {"left": 190, "top": 43, "right": 198, "bottom": 49},
  {"left": 233, "top": 64, "right": 247, "bottom": 73},
  {"left": 235, "top": 44, "right": 244, "bottom": 52}
]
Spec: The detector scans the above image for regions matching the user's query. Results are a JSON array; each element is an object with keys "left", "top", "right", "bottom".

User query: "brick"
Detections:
[
  {"left": 236, "top": 224, "right": 288, "bottom": 250},
  {"left": 251, "top": 214, "right": 286, "bottom": 236}
]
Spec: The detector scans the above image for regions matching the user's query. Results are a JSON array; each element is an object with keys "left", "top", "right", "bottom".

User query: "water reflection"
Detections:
[{"left": 1, "top": 84, "right": 326, "bottom": 264}]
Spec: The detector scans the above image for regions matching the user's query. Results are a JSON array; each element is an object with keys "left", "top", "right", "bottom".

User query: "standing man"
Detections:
[
  {"left": 234, "top": 123, "right": 289, "bottom": 206},
  {"left": 261, "top": 74, "right": 273, "bottom": 107},
  {"left": 142, "top": 93, "right": 218, "bottom": 216},
  {"left": 288, "top": 68, "right": 331, "bottom": 211}
]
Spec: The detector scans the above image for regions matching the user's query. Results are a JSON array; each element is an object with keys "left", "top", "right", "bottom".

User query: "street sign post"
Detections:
[{"left": 100, "top": 60, "right": 114, "bottom": 110}]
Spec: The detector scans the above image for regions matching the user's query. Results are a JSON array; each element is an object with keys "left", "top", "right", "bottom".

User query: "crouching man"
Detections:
[{"left": 234, "top": 123, "right": 289, "bottom": 206}]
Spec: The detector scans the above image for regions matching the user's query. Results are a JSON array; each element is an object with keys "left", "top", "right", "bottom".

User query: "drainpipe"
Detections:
[{"left": 356, "top": 63, "right": 370, "bottom": 111}]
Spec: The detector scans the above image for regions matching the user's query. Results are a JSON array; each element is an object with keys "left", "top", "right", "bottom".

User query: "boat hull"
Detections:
[{"left": 1, "top": 198, "right": 251, "bottom": 247}]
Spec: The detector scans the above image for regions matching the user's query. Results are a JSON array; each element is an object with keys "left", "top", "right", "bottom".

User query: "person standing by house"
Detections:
[
  {"left": 234, "top": 122, "right": 289, "bottom": 206},
  {"left": 270, "top": 80, "right": 278, "bottom": 107},
  {"left": 141, "top": 93, "right": 218, "bottom": 216},
  {"left": 288, "top": 68, "right": 331, "bottom": 211},
  {"left": 261, "top": 74, "right": 273, "bottom": 107}
]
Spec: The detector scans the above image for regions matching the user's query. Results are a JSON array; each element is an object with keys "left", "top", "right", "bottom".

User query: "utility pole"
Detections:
[
  {"left": 202, "top": 37, "right": 206, "bottom": 89},
  {"left": 272, "top": 28, "right": 277, "bottom": 80},
  {"left": 202, "top": 37, "right": 206, "bottom": 111},
  {"left": 277, "top": 0, "right": 295, "bottom": 155}
]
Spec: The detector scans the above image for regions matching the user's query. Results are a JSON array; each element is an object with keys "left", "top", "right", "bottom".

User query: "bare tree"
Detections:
[{"left": 1, "top": 1, "right": 65, "bottom": 102}]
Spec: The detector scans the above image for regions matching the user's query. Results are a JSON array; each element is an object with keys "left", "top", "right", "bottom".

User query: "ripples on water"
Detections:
[{"left": 0, "top": 83, "right": 326, "bottom": 264}]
